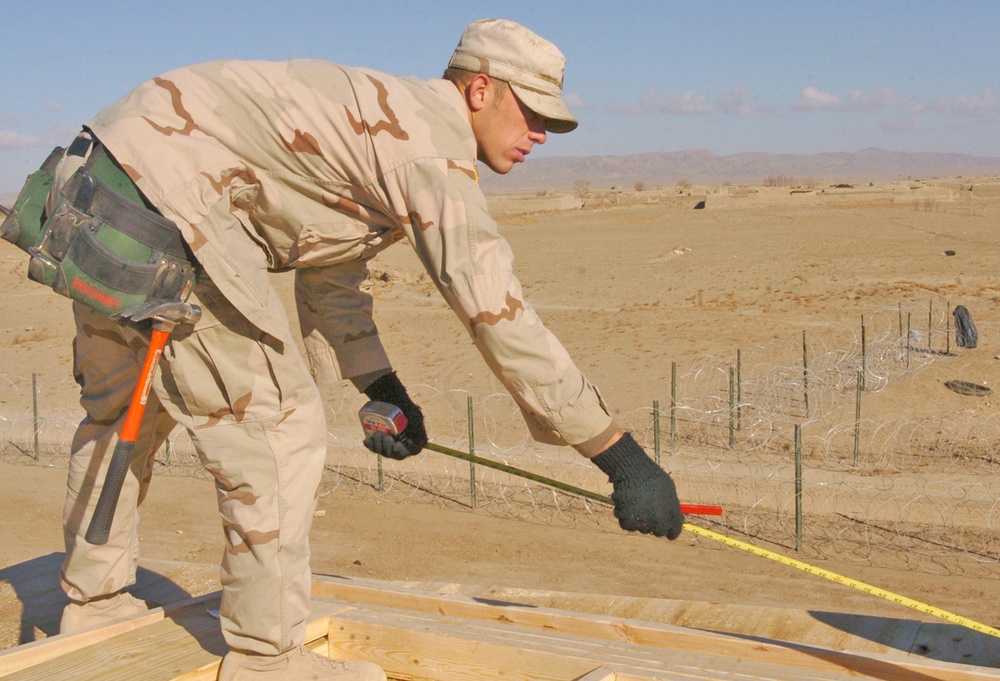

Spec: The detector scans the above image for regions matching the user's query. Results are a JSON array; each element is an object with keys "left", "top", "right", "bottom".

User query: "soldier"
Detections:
[{"left": 43, "top": 18, "right": 683, "bottom": 681}]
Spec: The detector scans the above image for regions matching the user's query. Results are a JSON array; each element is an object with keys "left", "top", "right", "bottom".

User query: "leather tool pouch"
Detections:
[{"left": 1, "top": 146, "right": 196, "bottom": 317}]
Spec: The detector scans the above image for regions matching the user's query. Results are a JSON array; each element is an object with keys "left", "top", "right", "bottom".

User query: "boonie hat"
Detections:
[{"left": 449, "top": 19, "right": 578, "bottom": 134}]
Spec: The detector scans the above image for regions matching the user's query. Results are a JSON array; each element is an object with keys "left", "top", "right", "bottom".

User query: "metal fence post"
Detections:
[
  {"left": 795, "top": 424, "right": 803, "bottom": 552},
  {"left": 468, "top": 396, "right": 477, "bottom": 509},
  {"left": 32, "top": 373, "right": 39, "bottom": 461},
  {"left": 653, "top": 400, "right": 660, "bottom": 465}
]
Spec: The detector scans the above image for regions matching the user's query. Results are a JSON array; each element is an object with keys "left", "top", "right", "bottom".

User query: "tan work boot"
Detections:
[
  {"left": 60, "top": 592, "right": 150, "bottom": 634},
  {"left": 217, "top": 646, "right": 386, "bottom": 681}
]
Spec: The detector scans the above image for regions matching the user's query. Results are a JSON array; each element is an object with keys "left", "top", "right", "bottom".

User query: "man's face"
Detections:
[{"left": 472, "top": 82, "right": 548, "bottom": 175}]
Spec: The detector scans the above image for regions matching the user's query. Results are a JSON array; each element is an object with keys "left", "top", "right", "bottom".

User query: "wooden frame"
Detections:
[{"left": 0, "top": 574, "right": 996, "bottom": 680}]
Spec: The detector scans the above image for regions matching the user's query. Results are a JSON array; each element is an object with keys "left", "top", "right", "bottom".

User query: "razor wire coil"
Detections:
[{"left": 1, "top": 300, "right": 997, "bottom": 581}]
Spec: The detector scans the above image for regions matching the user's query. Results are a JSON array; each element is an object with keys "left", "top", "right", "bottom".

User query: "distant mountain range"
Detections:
[
  {"left": 479, "top": 147, "right": 1000, "bottom": 192},
  {"left": 4, "top": 148, "right": 998, "bottom": 208}
]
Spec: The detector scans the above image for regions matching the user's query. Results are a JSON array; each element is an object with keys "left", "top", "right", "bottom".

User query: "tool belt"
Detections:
[{"left": 0, "top": 134, "right": 196, "bottom": 318}]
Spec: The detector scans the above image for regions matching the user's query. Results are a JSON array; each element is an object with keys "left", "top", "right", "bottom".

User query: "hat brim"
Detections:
[{"left": 511, "top": 83, "right": 578, "bottom": 134}]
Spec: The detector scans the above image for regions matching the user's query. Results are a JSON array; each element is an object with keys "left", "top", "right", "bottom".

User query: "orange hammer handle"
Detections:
[
  {"left": 85, "top": 326, "right": 171, "bottom": 545},
  {"left": 119, "top": 327, "right": 170, "bottom": 442}
]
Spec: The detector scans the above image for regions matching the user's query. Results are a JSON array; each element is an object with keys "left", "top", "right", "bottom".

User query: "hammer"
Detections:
[{"left": 85, "top": 300, "right": 201, "bottom": 545}]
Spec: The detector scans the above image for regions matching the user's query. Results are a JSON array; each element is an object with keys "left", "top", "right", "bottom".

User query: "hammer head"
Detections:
[{"left": 115, "top": 299, "right": 203, "bottom": 329}]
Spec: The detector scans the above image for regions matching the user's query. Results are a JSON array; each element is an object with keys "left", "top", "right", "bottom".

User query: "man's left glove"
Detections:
[
  {"left": 362, "top": 372, "right": 427, "bottom": 460},
  {"left": 591, "top": 432, "right": 684, "bottom": 539}
]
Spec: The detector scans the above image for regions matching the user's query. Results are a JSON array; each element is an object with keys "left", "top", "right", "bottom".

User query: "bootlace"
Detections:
[{"left": 297, "top": 646, "right": 345, "bottom": 671}]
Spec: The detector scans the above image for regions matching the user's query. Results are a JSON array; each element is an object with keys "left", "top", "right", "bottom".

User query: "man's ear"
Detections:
[{"left": 465, "top": 73, "right": 491, "bottom": 113}]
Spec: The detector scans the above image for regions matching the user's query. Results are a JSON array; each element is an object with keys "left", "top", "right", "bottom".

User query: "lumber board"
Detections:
[
  {"left": 312, "top": 575, "right": 1000, "bottom": 681},
  {"left": 572, "top": 670, "right": 702, "bottom": 681},
  {"left": 457, "top": 585, "right": 1000, "bottom": 668},
  {"left": 564, "top": 667, "right": 686, "bottom": 681},
  {"left": 325, "top": 603, "right": 925, "bottom": 681},
  {"left": 573, "top": 668, "right": 618, "bottom": 681},
  {"left": 444, "top": 584, "right": 925, "bottom": 657},
  {"left": 3, "top": 574, "right": 998, "bottom": 681},
  {"left": 0, "top": 593, "right": 343, "bottom": 680},
  {"left": 326, "top": 606, "right": 689, "bottom": 681},
  {"left": 0, "top": 592, "right": 217, "bottom": 677},
  {"left": 0, "top": 553, "right": 220, "bottom": 651},
  {"left": 0, "top": 597, "right": 224, "bottom": 681}
]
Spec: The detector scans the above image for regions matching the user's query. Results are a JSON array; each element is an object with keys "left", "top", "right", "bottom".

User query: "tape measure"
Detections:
[
  {"left": 359, "top": 400, "right": 408, "bottom": 437},
  {"left": 359, "top": 411, "right": 997, "bottom": 639},
  {"left": 683, "top": 522, "right": 1000, "bottom": 639}
]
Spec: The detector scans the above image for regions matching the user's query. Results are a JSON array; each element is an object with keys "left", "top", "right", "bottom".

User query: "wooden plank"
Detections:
[
  {"left": 327, "top": 607, "right": 681, "bottom": 681},
  {"left": 0, "top": 596, "right": 225, "bottom": 681},
  {"left": 574, "top": 670, "right": 689, "bottom": 681},
  {"left": 0, "top": 553, "right": 220, "bottom": 652},
  {"left": 5, "top": 575, "right": 998, "bottom": 681},
  {"left": 0, "top": 592, "right": 218, "bottom": 677},
  {"left": 573, "top": 668, "right": 618, "bottom": 681},
  {"left": 313, "top": 575, "right": 1000, "bottom": 681},
  {"left": 0, "top": 594, "right": 343, "bottom": 680},
  {"left": 379, "top": 581, "right": 1000, "bottom": 667},
  {"left": 613, "top": 674, "right": 701, "bottom": 681},
  {"left": 575, "top": 668, "right": 691, "bottom": 681},
  {"left": 325, "top": 603, "right": 940, "bottom": 681}
]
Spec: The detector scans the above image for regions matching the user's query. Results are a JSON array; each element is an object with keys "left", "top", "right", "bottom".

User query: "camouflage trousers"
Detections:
[{"left": 61, "top": 275, "right": 328, "bottom": 656}]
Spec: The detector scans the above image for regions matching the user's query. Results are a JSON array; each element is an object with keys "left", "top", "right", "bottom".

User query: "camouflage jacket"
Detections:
[{"left": 87, "top": 59, "right": 615, "bottom": 453}]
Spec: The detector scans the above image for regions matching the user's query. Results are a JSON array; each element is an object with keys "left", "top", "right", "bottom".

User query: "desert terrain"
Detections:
[{"left": 1, "top": 177, "right": 999, "bottom": 666}]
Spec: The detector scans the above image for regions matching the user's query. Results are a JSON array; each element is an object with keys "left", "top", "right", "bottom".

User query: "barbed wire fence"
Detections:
[{"left": 1, "top": 299, "right": 997, "bottom": 581}]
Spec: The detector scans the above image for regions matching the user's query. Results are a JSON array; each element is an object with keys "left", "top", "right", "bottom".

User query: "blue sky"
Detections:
[{"left": 2, "top": 0, "right": 998, "bottom": 193}]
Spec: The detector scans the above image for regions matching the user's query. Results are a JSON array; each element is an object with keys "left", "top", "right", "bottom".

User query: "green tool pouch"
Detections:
[
  {"left": 1, "top": 143, "right": 196, "bottom": 318},
  {"left": 0, "top": 146, "right": 64, "bottom": 253}
]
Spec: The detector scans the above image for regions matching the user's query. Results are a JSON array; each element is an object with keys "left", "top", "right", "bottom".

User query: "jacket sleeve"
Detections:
[
  {"left": 294, "top": 258, "right": 391, "bottom": 385},
  {"left": 384, "top": 157, "right": 617, "bottom": 454}
]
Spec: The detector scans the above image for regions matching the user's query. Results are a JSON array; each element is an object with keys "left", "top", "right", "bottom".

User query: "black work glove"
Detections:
[
  {"left": 591, "top": 432, "right": 684, "bottom": 539},
  {"left": 362, "top": 372, "right": 427, "bottom": 460}
]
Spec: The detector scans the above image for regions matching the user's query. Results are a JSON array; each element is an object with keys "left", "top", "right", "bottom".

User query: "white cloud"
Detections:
[
  {"left": 793, "top": 85, "right": 997, "bottom": 120},
  {"left": 609, "top": 88, "right": 713, "bottom": 116},
  {"left": 845, "top": 87, "right": 902, "bottom": 112},
  {"left": 715, "top": 86, "right": 749, "bottom": 113},
  {"left": 611, "top": 86, "right": 776, "bottom": 118},
  {"left": 640, "top": 88, "right": 713, "bottom": 115},
  {"left": 562, "top": 91, "right": 592, "bottom": 111},
  {"left": 791, "top": 86, "right": 843, "bottom": 111},
  {"left": 901, "top": 96, "right": 929, "bottom": 114},
  {"left": 609, "top": 81, "right": 1000, "bottom": 148},
  {"left": 791, "top": 85, "right": 903, "bottom": 113},
  {"left": 929, "top": 89, "right": 999, "bottom": 118},
  {"left": 0, "top": 121, "right": 78, "bottom": 151},
  {"left": 716, "top": 86, "right": 778, "bottom": 119},
  {"left": 0, "top": 128, "right": 44, "bottom": 150}
]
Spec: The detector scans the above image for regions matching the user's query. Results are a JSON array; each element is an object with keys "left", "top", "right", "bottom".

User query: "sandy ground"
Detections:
[{"left": 1, "top": 180, "right": 999, "bottom": 656}]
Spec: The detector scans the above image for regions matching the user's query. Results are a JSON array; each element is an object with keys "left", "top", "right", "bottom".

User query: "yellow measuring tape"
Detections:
[
  {"left": 682, "top": 521, "right": 1000, "bottom": 639},
  {"left": 423, "top": 442, "right": 999, "bottom": 639}
]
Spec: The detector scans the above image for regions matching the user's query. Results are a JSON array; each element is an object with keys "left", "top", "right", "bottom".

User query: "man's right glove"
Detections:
[
  {"left": 591, "top": 432, "right": 684, "bottom": 539},
  {"left": 362, "top": 372, "right": 427, "bottom": 460}
]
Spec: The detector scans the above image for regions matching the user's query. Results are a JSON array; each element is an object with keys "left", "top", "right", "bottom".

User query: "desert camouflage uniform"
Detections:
[{"left": 62, "top": 59, "right": 615, "bottom": 654}]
